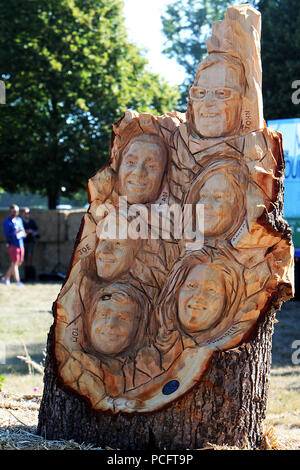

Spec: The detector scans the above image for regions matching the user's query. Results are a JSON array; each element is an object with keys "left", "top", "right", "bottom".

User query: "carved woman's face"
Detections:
[
  {"left": 95, "top": 238, "right": 139, "bottom": 280},
  {"left": 190, "top": 62, "right": 243, "bottom": 138},
  {"left": 196, "top": 174, "right": 239, "bottom": 238},
  {"left": 118, "top": 140, "right": 166, "bottom": 204},
  {"left": 178, "top": 264, "right": 225, "bottom": 334},
  {"left": 90, "top": 291, "right": 140, "bottom": 356}
]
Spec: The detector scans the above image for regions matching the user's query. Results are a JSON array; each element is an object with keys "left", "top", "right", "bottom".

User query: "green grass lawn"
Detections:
[
  {"left": 0, "top": 282, "right": 60, "bottom": 395},
  {"left": 265, "top": 300, "right": 300, "bottom": 446},
  {"left": 0, "top": 282, "right": 299, "bottom": 447}
]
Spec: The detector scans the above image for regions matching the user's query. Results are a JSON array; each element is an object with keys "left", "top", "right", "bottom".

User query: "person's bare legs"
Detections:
[
  {"left": 12, "top": 262, "right": 21, "bottom": 283},
  {"left": 3, "top": 262, "right": 21, "bottom": 282},
  {"left": 2, "top": 247, "right": 24, "bottom": 285},
  {"left": 3, "top": 263, "right": 13, "bottom": 281}
]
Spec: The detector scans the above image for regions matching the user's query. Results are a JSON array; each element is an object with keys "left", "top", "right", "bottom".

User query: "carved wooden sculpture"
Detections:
[{"left": 39, "top": 4, "right": 294, "bottom": 448}]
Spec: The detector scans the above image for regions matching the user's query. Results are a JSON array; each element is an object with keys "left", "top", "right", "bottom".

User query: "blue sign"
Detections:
[{"left": 268, "top": 118, "right": 300, "bottom": 219}]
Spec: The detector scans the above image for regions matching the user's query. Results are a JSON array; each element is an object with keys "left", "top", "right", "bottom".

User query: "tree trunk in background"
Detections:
[
  {"left": 37, "top": 302, "right": 278, "bottom": 450},
  {"left": 47, "top": 187, "right": 59, "bottom": 210}
]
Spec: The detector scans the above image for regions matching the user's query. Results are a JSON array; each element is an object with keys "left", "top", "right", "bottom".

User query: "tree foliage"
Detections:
[
  {"left": 161, "top": 0, "right": 237, "bottom": 108},
  {"left": 162, "top": 0, "right": 236, "bottom": 78},
  {"left": 0, "top": 0, "right": 179, "bottom": 208},
  {"left": 162, "top": 0, "right": 300, "bottom": 120},
  {"left": 258, "top": 0, "right": 300, "bottom": 120}
]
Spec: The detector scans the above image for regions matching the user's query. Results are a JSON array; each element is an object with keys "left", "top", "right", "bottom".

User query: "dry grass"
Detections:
[
  {"left": 0, "top": 392, "right": 295, "bottom": 451},
  {"left": 0, "top": 282, "right": 299, "bottom": 450},
  {"left": 0, "top": 393, "right": 104, "bottom": 450}
]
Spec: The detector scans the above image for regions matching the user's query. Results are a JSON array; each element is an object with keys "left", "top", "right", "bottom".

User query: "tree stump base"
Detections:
[{"left": 37, "top": 305, "right": 277, "bottom": 450}]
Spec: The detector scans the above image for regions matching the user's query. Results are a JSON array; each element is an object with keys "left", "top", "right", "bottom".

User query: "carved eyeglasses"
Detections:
[{"left": 189, "top": 87, "right": 240, "bottom": 101}]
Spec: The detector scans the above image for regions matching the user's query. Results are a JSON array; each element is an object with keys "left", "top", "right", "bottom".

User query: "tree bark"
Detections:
[{"left": 37, "top": 301, "right": 278, "bottom": 450}]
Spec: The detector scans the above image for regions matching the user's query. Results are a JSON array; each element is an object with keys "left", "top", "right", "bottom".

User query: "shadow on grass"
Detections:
[
  {"left": 0, "top": 342, "right": 46, "bottom": 376},
  {"left": 271, "top": 369, "right": 300, "bottom": 377}
]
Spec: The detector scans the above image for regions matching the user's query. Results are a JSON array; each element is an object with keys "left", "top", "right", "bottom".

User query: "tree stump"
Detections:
[{"left": 38, "top": 304, "right": 277, "bottom": 449}]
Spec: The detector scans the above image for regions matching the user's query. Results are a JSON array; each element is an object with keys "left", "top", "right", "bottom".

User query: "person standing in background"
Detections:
[
  {"left": 1, "top": 204, "right": 26, "bottom": 286},
  {"left": 21, "top": 207, "right": 39, "bottom": 282}
]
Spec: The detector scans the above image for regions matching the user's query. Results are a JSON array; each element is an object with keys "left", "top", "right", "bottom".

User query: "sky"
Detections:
[{"left": 123, "top": 0, "right": 187, "bottom": 86}]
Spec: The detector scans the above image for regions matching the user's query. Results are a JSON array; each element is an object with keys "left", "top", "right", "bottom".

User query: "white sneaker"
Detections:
[
  {"left": 16, "top": 281, "right": 24, "bottom": 287},
  {"left": 1, "top": 278, "right": 10, "bottom": 285}
]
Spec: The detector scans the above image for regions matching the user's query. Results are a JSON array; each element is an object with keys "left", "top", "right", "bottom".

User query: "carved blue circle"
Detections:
[{"left": 162, "top": 380, "right": 180, "bottom": 395}]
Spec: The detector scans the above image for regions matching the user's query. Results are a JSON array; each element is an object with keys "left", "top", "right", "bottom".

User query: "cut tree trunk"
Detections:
[{"left": 37, "top": 302, "right": 278, "bottom": 450}]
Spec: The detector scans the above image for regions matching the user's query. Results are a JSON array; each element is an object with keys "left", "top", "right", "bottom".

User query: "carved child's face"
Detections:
[
  {"left": 90, "top": 290, "right": 140, "bottom": 356},
  {"left": 118, "top": 140, "right": 166, "bottom": 204},
  {"left": 95, "top": 237, "right": 139, "bottom": 280},
  {"left": 190, "top": 62, "right": 243, "bottom": 137},
  {"left": 196, "top": 174, "right": 239, "bottom": 238},
  {"left": 178, "top": 264, "right": 225, "bottom": 334}
]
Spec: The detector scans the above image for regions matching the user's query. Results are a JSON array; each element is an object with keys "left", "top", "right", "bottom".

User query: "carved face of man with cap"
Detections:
[
  {"left": 89, "top": 289, "right": 140, "bottom": 356},
  {"left": 86, "top": 283, "right": 149, "bottom": 358}
]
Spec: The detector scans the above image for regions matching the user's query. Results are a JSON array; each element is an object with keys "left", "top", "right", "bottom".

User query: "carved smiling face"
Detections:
[
  {"left": 95, "top": 237, "right": 139, "bottom": 280},
  {"left": 190, "top": 62, "right": 243, "bottom": 138},
  {"left": 196, "top": 173, "right": 239, "bottom": 238},
  {"left": 177, "top": 264, "right": 225, "bottom": 334},
  {"left": 118, "top": 138, "right": 167, "bottom": 204},
  {"left": 95, "top": 213, "right": 142, "bottom": 280},
  {"left": 90, "top": 290, "right": 140, "bottom": 356}
]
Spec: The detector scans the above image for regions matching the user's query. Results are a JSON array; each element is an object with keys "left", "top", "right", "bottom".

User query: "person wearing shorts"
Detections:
[{"left": 1, "top": 204, "right": 26, "bottom": 286}]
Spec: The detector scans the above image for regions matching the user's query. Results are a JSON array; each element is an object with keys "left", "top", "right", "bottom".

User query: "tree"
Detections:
[
  {"left": 161, "top": 0, "right": 239, "bottom": 108},
  {"left": 0, "top": 0, "right": 179, "bottom": 208},
  {"left": 258, "top": 0, "right": 300, "bottom": 120}
]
